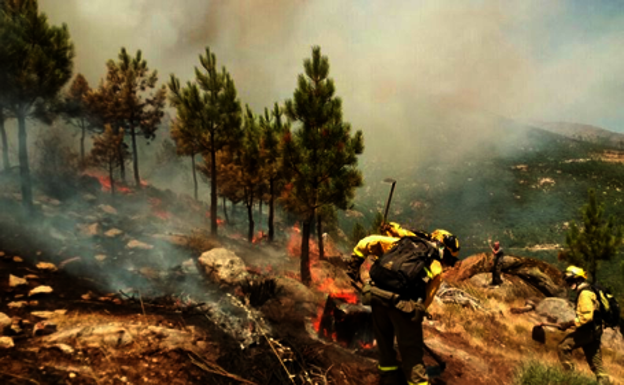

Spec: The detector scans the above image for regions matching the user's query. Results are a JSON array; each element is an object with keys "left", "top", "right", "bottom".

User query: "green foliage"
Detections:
[
  {"left": 283, "top": 46, "right": 364, "bottom": 284},
  {"left": 564, "top": 189, "right": 624, "bottom": 282},
  {"left": 259, "top": 103, "right": 289, "bottom": 242},
  {"left": 58, "top": 73, "right": 100, "bottom": 165},
  {"left": 0, "top": 0, "right": 75, "bottom": 211},
  {"left": 513, "top": 360, "right": 599, "bottom": 385},
  {"left": 86, "top": 48, "right": 166, "bottom": 187},
  {"left": 168, "top": 47, "right": 242, "bottom": 235},
  {"left": 350, "top": 222, "right": 367, "bottom": 245},
  {"left": 89, "top": 125, "right": 130, "bottom": 196}
]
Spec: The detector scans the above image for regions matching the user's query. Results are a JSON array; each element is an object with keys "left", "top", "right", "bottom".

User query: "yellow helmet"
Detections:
[
  {"left": 564, "top": 265, "right": 587, "bottom": 280},
  {"left": 431, "top": 229, "right": 460, "bottom": 258}
]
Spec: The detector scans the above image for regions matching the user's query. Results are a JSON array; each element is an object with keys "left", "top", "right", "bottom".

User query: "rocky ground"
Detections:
[{"left": 1, "top": 176, "right": 624, "bottom": 385}]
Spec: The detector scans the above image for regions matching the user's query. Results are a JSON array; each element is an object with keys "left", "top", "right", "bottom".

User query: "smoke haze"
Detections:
[{"left": 36, "top": 0, "right": 624, "bottom": 160}]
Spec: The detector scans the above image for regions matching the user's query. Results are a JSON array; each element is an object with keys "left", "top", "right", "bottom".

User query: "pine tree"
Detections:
[
  {"left": 168, "top": 48, "right": 242, "bottom": 236},
  {"left": 170, "top": 118, "right": 202, "bottom": 200},
  {"left": 259, "top": 103, "right": 289, "bottom": 242},
  {"left": 59, "top": 73, "right": 99, "bottom": 166},
  {"left": 283, "top": 46, "right": 364, "bottom": 285},
  {"left": 90, "top": 125, "right": 130, "bottom": 196},
  {"left": 565, "top": 189, "right": 624, "bottom": 282},
  {"left": 239, "top": 107, "right": 263, "bottom": 242},
  {"left": 86, "top": 48, "right": 166, "bottom": 187},
  {"left": 0, "top": 0, "right": 74, "bottom": 212}
]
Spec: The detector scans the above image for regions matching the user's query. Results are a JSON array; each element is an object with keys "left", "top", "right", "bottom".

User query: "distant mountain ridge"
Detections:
[{"left": 531, "top": 121, "right": 624, "bottom": 148}]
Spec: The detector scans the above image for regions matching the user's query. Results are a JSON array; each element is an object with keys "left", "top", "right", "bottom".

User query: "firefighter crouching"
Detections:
[
  {"left": 348, "top": 222, "right": 460, "bottom": 385},
  {"left": 537, "top": 266, "right": 611, "bottom": 384}
]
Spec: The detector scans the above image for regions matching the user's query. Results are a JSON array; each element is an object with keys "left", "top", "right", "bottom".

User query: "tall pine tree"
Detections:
[
  {"left": 565, "top": 188, "right": 624, "bottom": 282},
  {"left": 283, "top": 46, "right": 364, "bottom": 285},
  {"left": 0, "top": 0, "right": 74, "bottom": 212},
  {"left": 259, "top": 103, "right": 288, "bottom": 243},
  {"left": 86, "top": 48, "right": 166, "bottom": 187},
  {"left": 168, "top": 48, "right": 242, "bottom": 236}
]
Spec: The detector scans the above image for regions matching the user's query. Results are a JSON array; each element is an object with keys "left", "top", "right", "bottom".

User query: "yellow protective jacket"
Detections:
[
  {"left": 352, "top": 235, "right": 443, "bottom": 309},
  {"left": 575, "top": 283, "right": 600, "bottom": 327},
  {"left": 382, "top": 222, "right": 416, "bottom": 238}
]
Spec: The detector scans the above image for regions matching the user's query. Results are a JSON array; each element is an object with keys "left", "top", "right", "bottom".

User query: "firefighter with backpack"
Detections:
[
  {"left": 347, "top": 222, "right": 460, "bottom": 385},
  {"left": 537, "top": 265, "right": 618, "bottom": 384}
]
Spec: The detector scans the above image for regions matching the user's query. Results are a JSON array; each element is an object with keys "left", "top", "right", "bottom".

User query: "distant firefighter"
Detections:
[{"left": 490, "top": 240, "right": 504, "bottom": 286}]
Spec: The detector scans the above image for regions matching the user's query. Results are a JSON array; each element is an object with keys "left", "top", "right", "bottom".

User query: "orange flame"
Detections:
[
  {"left": 83, "top": 171, "right": 133, "bottom": 194},
  {"left": 148, "top": 197, "right": 171, "bottom": 220}
]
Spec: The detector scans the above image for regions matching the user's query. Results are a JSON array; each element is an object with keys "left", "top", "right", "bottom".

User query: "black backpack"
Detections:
[
  {"left": 581, "top": 284, "right": 621, "bottom": 329},
  {"left": 369, "top": 236, "right": 439, "bottom": 300}
]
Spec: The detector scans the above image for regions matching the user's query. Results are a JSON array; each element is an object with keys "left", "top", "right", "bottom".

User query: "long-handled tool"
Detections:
[{"left": 382, "top": 178, "right": 397, "bottom": 226}]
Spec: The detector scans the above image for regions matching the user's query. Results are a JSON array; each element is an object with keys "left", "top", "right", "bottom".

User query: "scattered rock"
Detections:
[
  {"left": 32, "top": 311, "right": 59, "bottom": 319},
  {"left": 8, "top": 301, "right": 28, "bottom": 309},
  {"left": 24, "top": 274, "right": 40, "bottom": 280},
  {"left": 105, "top": 228, "right": 123, "bottom": 238},
  {"left": 9, "top": 274, "right": 28, "bottom": 287},
  {"left": 9, "top": 324, "right": 22, "bottom": 335},
  {"left": 99, "top": 204, "right": 118, "bottom": 215},
  {"left": 13, "top": 256, "right": 23, "bottom": 263},
  {"left": 33, "top": 322, "right": 58, "bottom": 337},
  {"left": 83, "top": 193, "right": 97, "bottom": 202},
  {"left": 0, "top": 336, "right": 14, "bottom": 349},
  {"left": 198, "top": 248, "right": 250, "bottom": 286},
  {"left": 95, "top": 254, "right": 107, "bottom": 262},
  {"left": 52, "top": 343, "right": 75, "bottom": 354},
  {"left": 80, "top": 223, "right": 101, "bottom": 237},
  {"left": 29, "top": 300, "right": 39, "bottom": 306},
  {"left": 29, "top": 286, "right": 54, "bottom": 296},
  {"left": 127, "top": 240, "right": 154, "bottom": 250},
  {"left": 46, "top": 324, "right": 134, "bottom": 348},
  {"left": 602, "top": 327, "right": 624, "bottom": 352},
  {"left": 0, "top": 312, "right": 12, "bottom": 333},
  {"left": 536, "top": 297, "right": 575, "bottom": 323},
  {"left": 36, "top": 262, "right": 58, "bottom": 272}
]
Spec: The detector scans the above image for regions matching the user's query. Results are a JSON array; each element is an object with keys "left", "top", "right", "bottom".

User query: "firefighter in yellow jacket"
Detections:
[
  {"left": 538, "top": 266, "right": 610, "bottom": 384},
  {"left": 348, "top": 222, "right": 460, "bottom": 385}
]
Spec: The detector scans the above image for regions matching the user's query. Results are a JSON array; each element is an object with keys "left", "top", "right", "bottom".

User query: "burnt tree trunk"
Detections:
[
  {"left": 317, "top": 213, "right": 325, "bottom": 261},
  {"left": 209, "top": 134, "right": 218, "bottom": 236},
  {"left": 118, "top": 143, "right": 126, "bottom": 182},
  {"left": 222, "top": 196, "right": 229, "bottom": 223},
  {"left": 80, "top": 122, "right": 86, "bottom": 168},
  {"left": 191, "top": 154, "right": 198, "bottom": 201},
  {"left": 300, "top": 213, "right": 314, "bottom": 286},
  {"left": 0, "top": 112, "right": 9, "bottom": 171},
  {"left": 17, "top": 111, "right": 33, "bottom": 214},
  {"left": 130, "top": 126, "right": 141, "bottom": 187},
  {"left": 109, "top": 160, "right": 115, "bottom": 196},
  {"left": 258, "top": 200, "right": 263, "bottom": 232},
  {"left": 246, "top": 197, "right": 254, "bottom": 243},
  {"left": 268, "top": 178, "right": 275, "bottom": 242}
]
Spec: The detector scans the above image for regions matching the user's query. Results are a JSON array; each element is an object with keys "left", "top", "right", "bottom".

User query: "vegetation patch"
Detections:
[{"left": 513, "top": 360, "right": 599, "bottom": 385}]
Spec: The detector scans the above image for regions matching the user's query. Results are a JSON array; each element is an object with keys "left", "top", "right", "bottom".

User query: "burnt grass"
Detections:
[{"left": 0, "top": 198, "right": 381, "bottom": 385}]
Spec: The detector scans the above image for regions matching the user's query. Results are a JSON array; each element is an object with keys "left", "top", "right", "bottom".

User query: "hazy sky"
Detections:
[{"left": 39, "top": 0, "right": 624, "bottom": 151}]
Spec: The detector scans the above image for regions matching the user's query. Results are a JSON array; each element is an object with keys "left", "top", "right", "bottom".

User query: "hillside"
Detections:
[
  {"left": 344, "top": 116, "right": 624, "bottom": 291},
  {"left": 533, "top": 121, "right": 624, "bottom": 149}
]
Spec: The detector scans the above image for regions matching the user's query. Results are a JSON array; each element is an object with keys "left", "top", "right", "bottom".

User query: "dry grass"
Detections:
[
  {"left": 186, "top": 229, "right": 219, "bottom": 255},
  {"left": 434, "top": 280, "right": 624, "bottom": 384}
]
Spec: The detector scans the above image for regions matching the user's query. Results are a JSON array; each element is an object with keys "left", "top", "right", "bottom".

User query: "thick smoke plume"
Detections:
[{"left": 38, "top": 1, "right": 624, "bottom": 159}]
